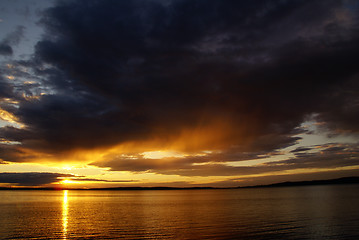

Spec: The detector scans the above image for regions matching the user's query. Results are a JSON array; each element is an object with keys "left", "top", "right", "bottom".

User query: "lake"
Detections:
[{"left": 0, "top": 184, "right": 359, "bottom": 239}]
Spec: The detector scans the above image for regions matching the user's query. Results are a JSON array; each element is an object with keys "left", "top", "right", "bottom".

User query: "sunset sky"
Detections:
[{"left": 1, "top": 0, "right": 359, "bottom": 188}]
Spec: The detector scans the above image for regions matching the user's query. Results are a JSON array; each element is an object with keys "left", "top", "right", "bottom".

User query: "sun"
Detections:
[{"left": 61, "top": 179, "right": 77, "bottom": 184}]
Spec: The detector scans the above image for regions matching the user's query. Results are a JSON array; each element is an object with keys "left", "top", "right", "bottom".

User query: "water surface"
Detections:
[{"left": 0, "top": 184, "right": 359, "bottom": 239}]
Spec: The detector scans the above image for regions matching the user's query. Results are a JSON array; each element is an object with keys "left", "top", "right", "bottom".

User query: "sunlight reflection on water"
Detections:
[
  {"left": 0, "top": 185, "right": 359, "bottom": 239},
  {"left": 62, "top": 190, "right": 68, "bottom": 239}
]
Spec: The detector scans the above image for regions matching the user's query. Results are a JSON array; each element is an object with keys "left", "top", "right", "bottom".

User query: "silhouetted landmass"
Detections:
[
  {"left": 237, "top": 176, "right": 359, "bottom": 188},
  {"left": 0, "top": 176, "right": 358, "bottom": 190},
  {"left": 91, "top": 186, "right": 216, "bottom": 191},
  {"left": 0, "top": 186, "right": 217, "bottom": 191}
]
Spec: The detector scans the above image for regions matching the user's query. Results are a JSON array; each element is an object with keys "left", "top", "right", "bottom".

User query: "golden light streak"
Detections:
[
  {"left": 22, "top": 93, "right": 41, "bottom": 100},
  {"left": 0, "top": 108, "right": 20, "bottom": 124},
  {"left": 6, "top": 75, "right": 15, "bottom": 80},
  {"left": 2, "top": 98, "right": 19, "bottom": 105},
  {"left": 62, "top": 190, "right": 68, "bottom": 239},
  {"left": 23, "top": 81, "right": 37, "bottom": 84},
  {"left": 0, "top": 138, "right": 21, "bottom": 145}
]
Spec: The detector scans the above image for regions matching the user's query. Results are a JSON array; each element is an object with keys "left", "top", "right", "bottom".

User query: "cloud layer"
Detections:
[
  {"left": 0, "top": 172, "right": 73, "bottom": 186},
  {"left": 0, "top": 172, "right": 134, "bottom": 186},
  {"left": 1, "top": 0, "right": 359, "bottom": 179}
]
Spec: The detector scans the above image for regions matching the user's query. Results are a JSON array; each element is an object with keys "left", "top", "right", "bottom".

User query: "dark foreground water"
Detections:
[{"left": 0, "top": 185, "right": 359, "bottom": 239}]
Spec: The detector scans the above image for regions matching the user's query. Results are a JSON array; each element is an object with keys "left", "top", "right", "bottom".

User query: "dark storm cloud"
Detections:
[
  {"left": 1, "top": 0, "right": 359, "bottom": 176},
  {"left": 0, "top": 172, "right": 135, "bottom": 186},
  {"left": 0, "top": 76, "right": 14, "bottom": 99},
  {"left": 0, "top": 26, "right": 24, "bottom": 56},
  {"left": 0, "top": 172, "right": 73, "bottom": 186},
  {"left": 69, "top": 178, "right": 136, "bottom": 183},
  {"left": 0, "top": 44, "right": 12, "bottom": 56},
  {"left": 276, "top": 143, "right": 359, "bottom": 169},
  {"left": 290, "top": 147, "right": 313, "bottom": 153}
]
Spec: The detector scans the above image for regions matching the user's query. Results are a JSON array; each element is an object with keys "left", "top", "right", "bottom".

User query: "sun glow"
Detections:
[{"left": 61, "top": 179, "right": 78, "bottom": 184}]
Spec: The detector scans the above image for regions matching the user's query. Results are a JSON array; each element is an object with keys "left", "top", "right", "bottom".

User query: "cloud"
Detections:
[
  {"left": 273, "top": 143, "right": 359, "bottom": 169},
  {"left": 0, "top": 172, "right": 73, "bottom": 186},
  {"left": 69, "top": 178, "right": 136, "bottom": 183},
  {"left": 92, "top": 143, "right": 359, "bottom": 177},
  {"left": 290, "top": 147, "right": 313, "bottom": 153},
  {"left": 0, "top": 26, "right": 25, "bottom": 56},
  {"left": 0, "top": 172, "right": 135, "bottom": 186},
  {"left": 0, "top": 44, "right": 13, "bottom": 56},
  {"left": 0, "top": 0, "right": 358, "bottom": 178},
  {"left": 0, "top": 77, "right": 15, "bottom": 99}
]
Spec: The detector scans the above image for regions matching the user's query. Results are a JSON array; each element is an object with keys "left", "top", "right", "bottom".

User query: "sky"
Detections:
[{"left": 1, "top": 0, "right": 359, "bottom": 188}]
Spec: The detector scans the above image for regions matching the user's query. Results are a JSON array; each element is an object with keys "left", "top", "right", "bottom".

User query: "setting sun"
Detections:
[{"left": 61, "top": 179, "right": 78, "bottom": 185}]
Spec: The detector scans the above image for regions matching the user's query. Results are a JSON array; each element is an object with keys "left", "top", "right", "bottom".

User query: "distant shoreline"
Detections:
[{"left": 1, "top": 176, "right": 358, "bottom": 191}]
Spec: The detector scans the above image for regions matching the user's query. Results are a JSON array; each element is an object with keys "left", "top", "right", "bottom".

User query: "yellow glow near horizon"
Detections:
[
  {"left": 62, "top": 190, "right": 68, "bottom": 239},
  {"left": 61, "top": 179, "right": 78, "bottom": 184}
]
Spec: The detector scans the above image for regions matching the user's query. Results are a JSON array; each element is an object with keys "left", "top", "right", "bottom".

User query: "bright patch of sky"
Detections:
[{"left": 0, "top": 0, "right": 54, "bottom": 59}]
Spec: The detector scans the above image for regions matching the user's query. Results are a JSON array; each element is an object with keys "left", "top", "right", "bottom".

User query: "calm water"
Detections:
[{"left": 0, "top": 185, "right": 359, "bottom": 239}]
